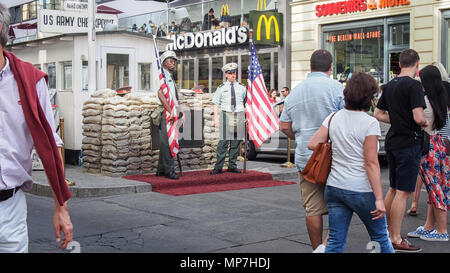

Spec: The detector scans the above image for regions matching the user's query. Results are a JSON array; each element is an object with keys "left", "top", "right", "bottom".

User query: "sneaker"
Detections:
[
  {"left": 407, "top": 226, "right": 434, "bottom": 238},
  {"left": 420, "top": 230, "right": 449, "bottom": 242},
  {"left": 392, "top": 238, "right": 422, "bottom": 253},
  {"left": 312, "top": 244, "right": 326, "bottom": 253}
]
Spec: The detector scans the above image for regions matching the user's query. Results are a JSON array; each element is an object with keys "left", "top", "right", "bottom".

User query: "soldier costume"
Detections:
[
  {"left": 154, "top": 50, "right": 180, "bottom": 180},
  {"left": 210, "top": 63, "right": 247, "bottom": 175}
]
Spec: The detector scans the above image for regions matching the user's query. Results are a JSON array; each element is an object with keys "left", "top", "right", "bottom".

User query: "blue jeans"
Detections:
[{"left": 324, "top": 185, "right": 394, "bottom": 253}]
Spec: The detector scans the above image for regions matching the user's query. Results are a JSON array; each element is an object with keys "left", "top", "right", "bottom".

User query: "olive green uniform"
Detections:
[{"left": 212, "top": 80, "right": 247, "bottom": 171}]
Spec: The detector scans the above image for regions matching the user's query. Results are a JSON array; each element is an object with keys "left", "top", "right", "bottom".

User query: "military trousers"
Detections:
[
  {"left": 213, "top": 111, "right": 245, "bottom": 171},
  {"left": 157, "top": 114, "right": 176, "bottom": 175}
]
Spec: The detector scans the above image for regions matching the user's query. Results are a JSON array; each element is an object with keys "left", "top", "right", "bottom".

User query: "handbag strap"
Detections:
[{"left": 327, "top": 111, "right": 337, "bottom": 142}]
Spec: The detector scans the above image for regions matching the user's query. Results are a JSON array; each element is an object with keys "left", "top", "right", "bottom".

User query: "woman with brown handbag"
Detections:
[{"left": 308, "top": 72, "right": 394, "bottom": 253}]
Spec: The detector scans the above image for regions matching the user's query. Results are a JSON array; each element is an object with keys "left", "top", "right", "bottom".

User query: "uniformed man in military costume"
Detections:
[
  {"left": 210, "top": 63, "right": 247, "bottom": 175},
  {"left": 153, "top": 50, "right": 184, "bottom": 180}
]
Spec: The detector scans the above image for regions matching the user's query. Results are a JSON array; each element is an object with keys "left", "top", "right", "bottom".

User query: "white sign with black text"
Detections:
[
  {"left": 38, "top": 9, "right": 118, "bottom": 34},
  {"left": 63, "top": 1, "right": 88, "bottom": 12},
  {"left": 167, "top": 26, "right": 249, "bottom": 51}
]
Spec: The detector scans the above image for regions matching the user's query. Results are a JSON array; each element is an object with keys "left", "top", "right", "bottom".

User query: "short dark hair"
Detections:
[
  {"left": 282, "top": 86, "right": 290, "bottom": 92},
  {"left": 344, "top": 72, "right": 379, "bottom": 111},
  {"left": 399, "top": 49, "right": 420, "bottom": 68},
  {"left": 310, "top": 49, "right": 332, "bottom": 72},
  {"left": 209, "top": 8, "right": 214, "bottom": 13}
]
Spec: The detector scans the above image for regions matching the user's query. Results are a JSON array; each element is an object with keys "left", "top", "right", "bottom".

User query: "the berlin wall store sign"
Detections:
[{"left": 167, "top": 26, "right": 249, "bottom": 51}]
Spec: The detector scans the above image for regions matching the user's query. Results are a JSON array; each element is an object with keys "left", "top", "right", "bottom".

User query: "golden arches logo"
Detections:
[
  {"left": 256, "top": 15, "right": 280, "bottom": 42},
  {"left": 221, "top": 4, "right": 230, "bottom": 16},
  {"left": 257, "top": 0, "right": 267, "bottom": 11}
]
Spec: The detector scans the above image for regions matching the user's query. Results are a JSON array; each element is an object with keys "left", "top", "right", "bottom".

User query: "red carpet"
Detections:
[{"left": 123, "top": 170, "right": 296, "bottom": 196}]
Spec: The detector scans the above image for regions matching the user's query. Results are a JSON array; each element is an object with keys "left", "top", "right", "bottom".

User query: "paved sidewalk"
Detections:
[{"left": 30, "top": 160, "right": 299, "bottom": 198}]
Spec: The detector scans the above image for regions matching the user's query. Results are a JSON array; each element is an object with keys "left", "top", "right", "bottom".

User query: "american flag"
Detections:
[
  {"left": 246, "top": 41, "right": 280, "bottom": 148},
  {"left": 153, "top": 45, "right": 179, "bottom": 157}
]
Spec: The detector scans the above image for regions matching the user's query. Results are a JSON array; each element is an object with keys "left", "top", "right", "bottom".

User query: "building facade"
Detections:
[{"left": 291, "top": 0, "right": 450, "bottom": 86}]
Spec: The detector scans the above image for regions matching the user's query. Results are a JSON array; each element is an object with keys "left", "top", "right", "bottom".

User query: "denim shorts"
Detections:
[{"left": 386, "top": 144, "right": 422, "bottom": 193}]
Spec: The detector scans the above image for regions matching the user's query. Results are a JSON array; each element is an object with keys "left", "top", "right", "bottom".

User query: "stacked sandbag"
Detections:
[
  {"left": 81, "top": 89, "right": 116, "bottom": 173},
  {"left": 201, "top": 93, "right": 221, "bottom": 169},
  {"left": 100, "top": 96, "right": 131, "bottom": 177},
  {"left": 139, "top": 95, "right": 159, "bottom": 174}
]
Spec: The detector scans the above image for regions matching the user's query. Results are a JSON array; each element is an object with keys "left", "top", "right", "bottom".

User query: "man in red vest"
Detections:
[{"left": 0, "top": 3, "right": 73, "bottom": 252}]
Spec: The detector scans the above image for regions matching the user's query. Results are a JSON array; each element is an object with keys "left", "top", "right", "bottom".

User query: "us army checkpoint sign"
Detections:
[{"left": 38, "top": 9, "right": 118, "bottom": 34}]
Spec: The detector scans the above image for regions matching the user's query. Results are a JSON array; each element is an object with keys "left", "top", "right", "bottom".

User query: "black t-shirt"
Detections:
[{"left": 376, "top": 76, "right": 426, "bottom": 151}]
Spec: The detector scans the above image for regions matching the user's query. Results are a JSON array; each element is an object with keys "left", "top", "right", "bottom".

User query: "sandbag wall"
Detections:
[{"left": 82, "top": 90, "right": 224, "bottom": 177}]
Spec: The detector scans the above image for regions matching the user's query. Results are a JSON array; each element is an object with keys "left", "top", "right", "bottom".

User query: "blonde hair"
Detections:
[{"left": 431, "top": 62, "right": 449, "bottom": 82}]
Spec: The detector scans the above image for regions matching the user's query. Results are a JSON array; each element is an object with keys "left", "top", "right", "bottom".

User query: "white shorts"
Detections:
[{"left": 0, "top": 189, "right": 28, "bottom": 253}]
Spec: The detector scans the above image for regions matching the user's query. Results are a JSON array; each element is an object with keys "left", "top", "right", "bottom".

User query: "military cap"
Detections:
[
  {"left": 222, "top": 63, "right": 238, "bottom": 73},
  {"left": 160, "top": 50, "right": 178, "bottom": 63}
]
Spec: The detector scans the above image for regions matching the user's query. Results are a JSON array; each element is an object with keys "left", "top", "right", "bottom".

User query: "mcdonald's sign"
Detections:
[
  {"left": 249, "top": 11, "right": 283, "bottom": 46},
  {"left": 221, "top": 4, "right": 230, "bottom": 17},
  {"left": 257, "top": 0, "right": 267, "bottom": 10}
]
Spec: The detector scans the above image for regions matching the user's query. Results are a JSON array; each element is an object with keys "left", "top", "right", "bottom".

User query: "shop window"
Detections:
[
  {"left": 198, "top": 58, "right": 209, "bottom": 92},
  {"left": 181, "top": 59, "right": 195, "bottom": 90},
  {"left": 138, "top": 63, "right": 152, "bottom": 91},
  {"left": 324, "top": 25, "right": 385, "bottom": 84},
  {"left": 241, "top": 54, "right": 249, "bottom": 84},
  {"left": 211, "top": 57, "right": 223, "bottom": 92},
  {"left": 62, "top": 61, "right": 72, "bottom": 91},
  {"left": 106, "top": 54, "right": 129, "bottom": 90},
  {"left": 258, "top": 53, "right": 271, "bottom": 90}
]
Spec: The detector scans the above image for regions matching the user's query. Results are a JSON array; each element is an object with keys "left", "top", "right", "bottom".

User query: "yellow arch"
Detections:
[
  {"left": 256, "top": 15, "right": 280, "bottom": 42},
  {"left": 221, "top": 4, "right": 229, "bottom": 16},
  {"left": 257, "top": 0, "right": 267, "bottom": 11}
]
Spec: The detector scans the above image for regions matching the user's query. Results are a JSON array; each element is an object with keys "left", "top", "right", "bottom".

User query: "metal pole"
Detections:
[
  {"left": 88, "top": 0, "right": 96, "bottom": 92},
  {"left": 281, "top": 137, "right": 295, "bottom": 168}
]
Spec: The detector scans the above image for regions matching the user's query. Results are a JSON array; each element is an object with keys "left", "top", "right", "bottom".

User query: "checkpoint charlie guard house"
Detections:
[
  {"left": 5, "top": 0, "right": 291, "bottom": 165},
  {"left": 6, "top": 1, "right": 172, "bottom": 164}
]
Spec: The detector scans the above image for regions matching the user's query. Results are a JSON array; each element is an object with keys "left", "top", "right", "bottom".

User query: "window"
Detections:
[
  {"left": 258, "top": 53, "right": 271, "bottom": 90},
  {"left": 82, "top": 61, "right": 88, "bottom": 91},
  {"left": 138, "top": 63, "right": 152, "bottom": 91},
  {"left": 106, "top": 54, "right": 129, "bottom": 90},
  {"left": 46, "top": 62, "right": 56, "bottom": 89},
  {"left": 181, "top": 59, "right": 195, "bottom": 89},
  {"left": 323, "top": 17, "right": 409, "bottom": 85},
  {"left": 22, "top": 1, "right": 38, "bottom": 21},
  {"left": 62, "top": 61, "right": 72, "bottom": 90},
  {"left": 198, "top": 58, "right": 209, "bottom": 92},
  {"left": 9, "top": 6, "right": 21, "bottom": 24},
  {"left": 211, "top": 57, "right": 223, "bottom": 92},
  {"left": 43, "top": 0, "right": 62, "bottom": 10}
]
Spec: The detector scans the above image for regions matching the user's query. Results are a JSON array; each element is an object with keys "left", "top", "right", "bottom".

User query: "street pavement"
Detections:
[{"left": 27, "top": 156, "right": 449, "bottom": 254}]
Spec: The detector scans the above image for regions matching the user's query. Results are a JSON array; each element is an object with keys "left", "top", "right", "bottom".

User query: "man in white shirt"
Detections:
[{"left": 0, "top": 3, "right": 73, "bottom": 253}]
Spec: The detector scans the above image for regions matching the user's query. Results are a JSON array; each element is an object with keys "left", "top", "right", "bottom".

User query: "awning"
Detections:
[{"left": 97, "top": 5, "right": 124, "bottom": 15}]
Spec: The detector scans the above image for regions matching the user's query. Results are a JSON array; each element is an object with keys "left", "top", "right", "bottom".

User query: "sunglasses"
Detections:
[{"left": 226, "top": 70, "right": 237, "bottom": 74}]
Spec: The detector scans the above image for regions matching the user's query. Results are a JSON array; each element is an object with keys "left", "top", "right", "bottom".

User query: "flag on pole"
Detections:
[
  {"left": 246, "top": 41, "right": 280, "bottom": 148},
  {"left": 153, "top": 42, "right": 180, "bottom": 157}
]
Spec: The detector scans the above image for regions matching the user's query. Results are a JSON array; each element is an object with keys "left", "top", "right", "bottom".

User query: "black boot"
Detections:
[
  {"left": 210, "top": 169, "right": 223, "bottom": 175},
  {"left": 165, "top": 172, "right": 179, "bottom": 180}
]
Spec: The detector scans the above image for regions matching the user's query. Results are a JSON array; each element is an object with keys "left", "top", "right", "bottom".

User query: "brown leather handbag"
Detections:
[{"left": 301, "top": 112, "right": 337, "bottom": 187}]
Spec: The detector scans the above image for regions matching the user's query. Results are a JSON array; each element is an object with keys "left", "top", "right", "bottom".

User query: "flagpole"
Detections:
[{"left": 244, "top": 30, "right": 255, "bottom": 174}]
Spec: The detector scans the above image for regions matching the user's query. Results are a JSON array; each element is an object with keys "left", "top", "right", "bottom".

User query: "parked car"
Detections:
[{"left": 243, "top": 121, "right": 389, "bottom": 160}]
